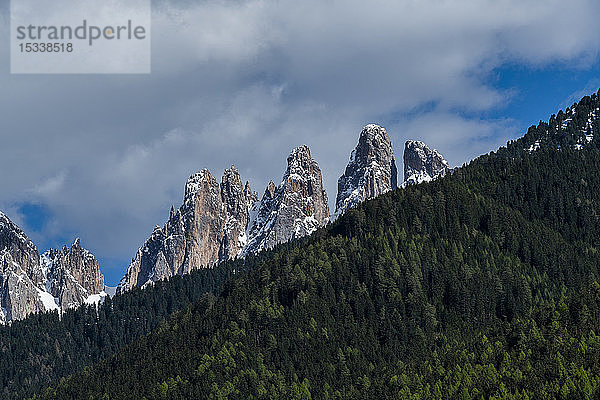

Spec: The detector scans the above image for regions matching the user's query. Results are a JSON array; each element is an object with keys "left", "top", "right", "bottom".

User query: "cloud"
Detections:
[
  {"left": 0, "top": 0, "right": 599, "bottom": 283},
  {"left": 562, "top": 79, "right": 600, "bottom": 109},
  {"left": 391, "top": 112, "right": 519, "bottom": 169}
]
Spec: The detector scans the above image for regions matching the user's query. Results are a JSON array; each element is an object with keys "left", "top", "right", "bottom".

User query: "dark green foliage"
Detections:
[
  {"left": 0, "top": 257, "right": 249, "bottom": 399},
  {"left": 16, "top": 90, "right": 600, "bottom": 398}
]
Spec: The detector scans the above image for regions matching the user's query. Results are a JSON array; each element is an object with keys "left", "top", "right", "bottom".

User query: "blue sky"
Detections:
[{"left": 1, "top": 0, "right": 599, "bottom": 286}]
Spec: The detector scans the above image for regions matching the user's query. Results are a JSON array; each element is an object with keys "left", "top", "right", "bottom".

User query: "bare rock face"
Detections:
[
  {"left": 42, "top": 238, "right": 105, "bottom": 312},
  {"left": 0, "top": 212, "right": 46, "bottom": 323},
  {"left": 244, "top": 145, "right": 330, "bottom": 255},
  {"left": 0, "top": 250, "right": 45, "bottom": 324},
  {"left": 0, "top": 211, "right": 43, "bottom": 287},
  {"left": 220, "top": 167, "right": 254, "bottom": 262},
  {"left": 179, "top": 169, "right": 228, "bottom": 273},
  {"left": 0, "top": 212, "right": 105, "bottom": 323},
  {"left": 116, "top": 127, "right": 454, "bottom": 295},
  {"left": 118, "top": 166, "right": 257, "bottom": 293},
  {"left": 403, "top": 140, "right": 451, "bottom": 186},
  {"left": 335, "top": 124, "right": 398, "bottom": 217},
  {"left": 118, "top": 147, "right": 331, "bottom": 293}
]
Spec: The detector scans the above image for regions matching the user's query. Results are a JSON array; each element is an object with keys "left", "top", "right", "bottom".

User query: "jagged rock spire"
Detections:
[
  {"left": 42, "top": 238, "right": 105, "bottom": 312},
  {"left": 0, "top": 211, "right": 105, "bottom": 323},
  {"left": 403, "top": 140, "right": 451, "bottom": 186},
  {"left": 117, "top": 165, "right": 258, "bottom": 293},
  {"left": 244, "top": 145, "right": 329, "bottom": 256},
  {"left": 335, "top": 124, "right": 397, "bottom": 217}
]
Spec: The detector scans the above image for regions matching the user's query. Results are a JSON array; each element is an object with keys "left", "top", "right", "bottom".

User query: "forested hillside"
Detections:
[
  {"left": 0, "top": 256, "right": 247, "bottom": 399},
  {"left": 30, "top": 92, "right": 600, "bottom": 399}
]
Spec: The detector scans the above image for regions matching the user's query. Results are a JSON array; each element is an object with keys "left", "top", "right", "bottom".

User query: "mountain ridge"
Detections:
[
  {"left": 32, "top": 90, "right": 600, "bottom": 400},
  {"left": 117, "top": 124, "right": 450, "bottom": 293},
  {"left": 0, "top": 211, "right": 106, "bottom": 324}
]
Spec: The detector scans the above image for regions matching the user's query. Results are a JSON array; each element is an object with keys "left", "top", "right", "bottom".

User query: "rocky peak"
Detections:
[
  {"left": 42, "top": 238, "right": 105, "bottom": 312},
  {"left": 0, "top": 211, "right": 105, "bottom": 323},
  {"left": 244, "top": 181, "right": 258, "bottom": 204},
  {"left": 118, "top": 166, "right": 256, "bottom": 293},
  {"left": 264, "top": 181, "right": 277, "bottom": 199},
  {"left": 286, "top": 145, "right": 313, "bottom": 173},
  {"left": 183, "top": 169, "right": 219, "bottom": 208},
  {"left": 0, "top": 211, "right": 43, "bottom": 287},
  {"left": 244, "top": 145, "right": 329, "bottom": 255},
  {"left": 0, "top": 250, "right": 45, "bottom": 324},
  {"left": 403, "top": 140, "right": 451, "bottom": 186},
  {"left": 219, "top": 166, "right": 254, "bottom": 262},
  {"left": 335, "top": 124, "right": 398, "bottom": 217},
  {"left": 221, "top": 166, "right": 245, "bottom": 216}
]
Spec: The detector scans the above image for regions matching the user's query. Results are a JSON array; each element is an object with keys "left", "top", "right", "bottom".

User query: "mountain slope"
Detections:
[
  {"left": 0, "top": 254, "right": 249, "bottom": 400},
  {"left": 35, "top": 91, "right": 600, "bottom": 399}
]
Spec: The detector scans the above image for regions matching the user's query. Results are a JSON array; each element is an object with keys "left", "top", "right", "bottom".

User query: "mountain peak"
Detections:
[
  {"left": 403, "top": 140, "right": 451, "bottom": 186},
  {"left": 42, "top": 238, "right": 105, "bottom": 312},
  {"left": 244, "top": 145, "right": 329, "bottom": 256},
  {"left": 184, "top": 169, "right": 215, "bottom": 204},
  {"left": 118, "top": 165, "right": 257, "bottom": 293},
  {"left": 335, "top": 124, "right": 397, "bottom": 217},
  {"left": 265, "top": 181, "right": 277, "bottom": 199},
  {"left": 0, "top": 212, "right": 105, "bottom": 323},
  {"left": 289, "top": 144, "right": 310, "bottom": 156}
]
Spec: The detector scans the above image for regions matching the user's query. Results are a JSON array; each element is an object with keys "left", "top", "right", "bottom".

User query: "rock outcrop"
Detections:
[
  {"left": 0, "top": 212, "right": 43, "bottom": 287},
  {"left": 334, "top": 124, "right": 398, "bottom": 217},
  {"left": 403, "top": 140, "right": 451, "bottom": 186},
  {"left": 117, "top": 166, "right": 257, "bottom": 293},
  {"left": 244, "top": 145, "right": 330, "bottom": 255},
  {"left": 118, "top": 130, "right": 453, "bottom": 294},
  {"left": 41, "top": 238, "right": 105, "bottom": 312},
  {"left": 118, "top": 147, "right": 330, "bottom": 293},
  {"left": 0, "top": 250, "right": 46, "bottom": 324},
  {"left": 0, "top": 211, "right": 105, "bottom": 323}
]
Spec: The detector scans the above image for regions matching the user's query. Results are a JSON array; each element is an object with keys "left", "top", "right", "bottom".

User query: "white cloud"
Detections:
[{"left": 34, "top": 171, "right": 67, "bottom": 198}]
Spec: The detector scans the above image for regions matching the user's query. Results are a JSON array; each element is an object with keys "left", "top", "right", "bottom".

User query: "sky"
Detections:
[{"left": 1, "top": 0, "right": 599, "bottom": 286}]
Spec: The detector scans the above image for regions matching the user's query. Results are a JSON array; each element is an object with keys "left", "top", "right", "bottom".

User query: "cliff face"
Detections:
[
  {"left": 117, "top": 166, "right": 257, "bottom": 293},
  {"left": 403, "top": 140, "right": 451, "bottom": 186},
  {"left": 0, "top": 212, "right": 105, "bottom": 323},
  {"left": 118, "top": 127, "right": 454, "bottom": 294},
  {"left": 220, "top": 168, "right": 257, "bottom": 262},
  {"left": 244, "top": 145, "right": 330, "bottom": 255},
  {"left": 0, "top": 212, "right": 43, "bottom": 287},
  {"left": 0, "top": 250, "right": 45, "bottom": 324},
  {"left": 119, "top": 146, "right": 330, "bottom": 292},
  {"left": 335, "top": 124, "right": 397, "bottom": 217},
  {"left": 42, "top": 238, "right": 105, "bottom": 312}
]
